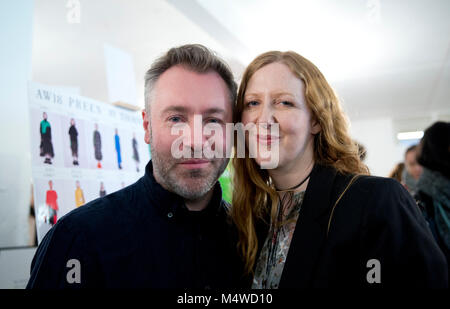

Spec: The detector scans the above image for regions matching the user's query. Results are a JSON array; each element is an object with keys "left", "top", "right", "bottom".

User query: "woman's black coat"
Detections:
[{"left": 255, "top": 164, "right": 448, "bottom": 288}]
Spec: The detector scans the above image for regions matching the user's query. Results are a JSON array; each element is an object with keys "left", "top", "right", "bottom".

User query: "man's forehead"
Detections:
[
  {"left": 159, "top": 104, "right": 228, "bottom": 115},
  {"left": 151, "top": 66, "right": 232, "bottom": 115},
  {"left": 160, "top": 68, "right": 225, "bottom": 91}
]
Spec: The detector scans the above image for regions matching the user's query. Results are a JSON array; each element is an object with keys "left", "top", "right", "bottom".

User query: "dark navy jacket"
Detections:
[
  {"left": 256, "top": 164, "right": 448, "bottom": 288},
  {"left": 27, "top": 161, "right": 244, "bottom": 288}
]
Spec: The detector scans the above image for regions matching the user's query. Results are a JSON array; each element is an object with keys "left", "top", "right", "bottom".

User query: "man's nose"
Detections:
[{"left": 184, "top": 117, "right": 207, "bottom": 152}]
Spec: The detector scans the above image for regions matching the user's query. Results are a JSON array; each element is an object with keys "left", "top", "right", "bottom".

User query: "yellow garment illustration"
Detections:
[{"left": 75, "top": 188, "right": 85, "bottom": 207}]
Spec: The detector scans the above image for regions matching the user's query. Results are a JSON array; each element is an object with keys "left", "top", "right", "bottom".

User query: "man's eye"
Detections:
[
  {"left": 206, "top": 118, "right": 221, "bottom": 124},
  {"left": 168, "top": 116, "right": 182, "bottom": 123}
]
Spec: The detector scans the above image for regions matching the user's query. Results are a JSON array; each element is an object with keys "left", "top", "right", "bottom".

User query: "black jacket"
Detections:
[
  {"left": 255, "top": 164, "right": 448, "bottom": 288},
  {"left": 415, "top": 190, "right": 450, "bottom": 282},
  {"left": 27, "top": 161, "right": 244, "bottom": 288}
]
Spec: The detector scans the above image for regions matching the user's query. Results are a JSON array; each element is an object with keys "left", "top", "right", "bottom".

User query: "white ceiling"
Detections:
[
  {"left": 32, "top": 0, "right": 450, "bottom": 128},
  {"left": 32, "top": 0, "right": 230, "bottom": 109}
]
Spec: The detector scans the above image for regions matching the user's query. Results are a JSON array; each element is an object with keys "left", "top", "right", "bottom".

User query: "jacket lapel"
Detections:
[{"left": 279, "top": 164, "right": 338, "bottom": 288}]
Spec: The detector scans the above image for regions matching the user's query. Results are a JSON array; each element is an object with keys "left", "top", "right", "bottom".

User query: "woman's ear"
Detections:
[{"left": 311, "top": 118, "right": 321, "bottom": 135}]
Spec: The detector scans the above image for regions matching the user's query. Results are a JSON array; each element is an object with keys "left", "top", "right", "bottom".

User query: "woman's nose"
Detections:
[{"left": 256, "top": 103, "right": 275, "bottom": 125}]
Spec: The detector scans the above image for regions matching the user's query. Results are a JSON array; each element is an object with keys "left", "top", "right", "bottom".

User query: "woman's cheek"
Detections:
[{"left": 241, "top": 111, "right": 253, "bottom": 125}]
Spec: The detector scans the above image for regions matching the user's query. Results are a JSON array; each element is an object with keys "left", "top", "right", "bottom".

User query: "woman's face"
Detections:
[{"left": 241, "top": 62, "right": 320, "bottom": 170}]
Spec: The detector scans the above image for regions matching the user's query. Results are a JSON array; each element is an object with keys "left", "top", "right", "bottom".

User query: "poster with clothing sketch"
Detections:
[
  {"left": 114, "top": 128, "right": 123, "bottom": 169},
  {"left": 85, "top": 122, "right": 117, "bottom": 170},
  {"left": 74, "top": 180, "right": 85, "bottom": 207},
  {"left": 93, "top": 123, "right": 103, "bottom": 168},
  {"left": 40, "top": 112, "right": 54, "bottom": 164},
  {"left": 34, "top": 178, "right": 62, "bottom": 243},
  {"left": 132, "top": 133, "right": 140, "bottom": 172},
  {"left": 62, "top": 116, "right": 89, "bottom": 168},
  {"left": 28, "top": 82, "right": 150, "bottom": 244},
  {"left": 45, "top": 180, "right": 58, "bottom": 225},
  {"left": 31, "top": 109, "right": 64, "bottom": 167}
]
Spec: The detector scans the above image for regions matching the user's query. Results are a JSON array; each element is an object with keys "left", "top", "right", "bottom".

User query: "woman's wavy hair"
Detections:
[{"left": 230, "top": 51, "right": 369, "bottom": 275}]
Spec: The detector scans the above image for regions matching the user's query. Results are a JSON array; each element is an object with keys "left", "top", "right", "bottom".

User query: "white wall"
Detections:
[
  {"left": 0, "top": 0, "right": 34, "bottom": 247},
  {"left": 349, "top": 117, "right": 405, "bottom": 177},
  {"left": 0, "top": 247, "right": 36, "bottom": 288}
]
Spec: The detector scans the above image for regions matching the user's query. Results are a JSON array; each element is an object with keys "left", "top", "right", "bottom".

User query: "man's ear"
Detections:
[
  {"left": 142, "top": 109, "right": 151, "bottom": 144},
  {"left": 311, "top": 117, "right": 321, "bottom": 135}
]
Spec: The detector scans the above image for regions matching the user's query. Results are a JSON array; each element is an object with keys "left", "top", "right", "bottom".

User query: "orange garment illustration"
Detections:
[{"left": 46, "top": 189, "right": 58, "bottom": 224}]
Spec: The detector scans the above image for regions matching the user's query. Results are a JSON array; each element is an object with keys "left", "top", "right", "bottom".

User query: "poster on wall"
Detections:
[{"left": 28, "top": 82, "right": 150, "bottom": 244}]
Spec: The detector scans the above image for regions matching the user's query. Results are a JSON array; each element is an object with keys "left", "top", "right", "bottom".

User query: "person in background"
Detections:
[
  {"left": 356, "top": 141, "right": 367, "bottom": 162},
  {"left": 388, "top": 162, "right": 405, "bottom": 183},
  {"left": 415, "top": 121, "right": 450, "bottom": 281},
  {"left": 402, "top": 144, "right": 423, "bottom": 196}
]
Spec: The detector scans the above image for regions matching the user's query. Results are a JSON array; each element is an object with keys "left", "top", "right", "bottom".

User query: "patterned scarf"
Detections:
[{"left": 417, "top": 168, "right": 450, "bottom": 250}]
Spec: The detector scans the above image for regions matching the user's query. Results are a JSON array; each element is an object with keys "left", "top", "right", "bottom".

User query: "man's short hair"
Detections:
[{"left": 144, "top": 44, "right": 237, "bottom": 113}]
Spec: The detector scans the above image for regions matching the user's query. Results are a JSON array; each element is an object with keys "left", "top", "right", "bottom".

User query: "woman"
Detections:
[{"left": 231, "top": 51, "right": 447, "bottom": 288}]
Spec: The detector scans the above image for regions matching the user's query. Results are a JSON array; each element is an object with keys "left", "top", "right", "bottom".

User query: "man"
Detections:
[
  {"left": 27, "top": 44, "right": 243, "bottom": 288},
  {"left": 403, "top": 144, "right": 423, "bottom": 195}
]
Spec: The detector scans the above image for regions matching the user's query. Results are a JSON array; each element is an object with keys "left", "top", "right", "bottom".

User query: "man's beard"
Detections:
[{"left": 150, "top": 133, "right": 229, "bottom": 201}]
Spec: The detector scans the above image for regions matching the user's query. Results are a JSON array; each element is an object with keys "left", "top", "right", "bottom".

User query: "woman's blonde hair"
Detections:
[{"left": 230, "top": 51, "right": 369, "bottom": 275}]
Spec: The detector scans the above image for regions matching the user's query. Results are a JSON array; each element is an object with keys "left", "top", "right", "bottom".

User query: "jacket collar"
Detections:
[
  {"left": 141, "top": 160, "right": 224, "bottom": 220},
  {"left": 278, "top": 163, "right": 341, "bottom": 288}
]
